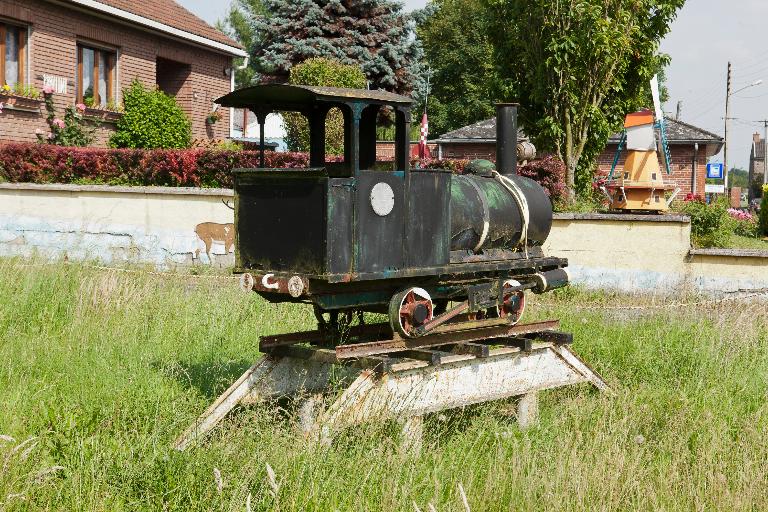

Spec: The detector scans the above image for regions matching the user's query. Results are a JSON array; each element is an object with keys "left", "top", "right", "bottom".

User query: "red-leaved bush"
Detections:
[
  {"left": 517, "top": 156, "right": 566, "bottom": 203},
  {"left": 415, "top": 155, "right": 566, "bottom": 203},
  {"left": 0, "top": 144, "right": 566, "bottom": 201},
  {"left": 416, "top": 158, "right": 471, "bottom": 174},
  {"left": 0, "top": 144, "right": 310, "bottom": 188}
]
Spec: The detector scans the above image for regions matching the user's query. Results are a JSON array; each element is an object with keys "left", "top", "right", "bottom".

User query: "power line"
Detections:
[
  {"left": 733, "top": 91, "right": 768, "bottom": 100},
  {"left": 732, "top": 51, "right": 768, "bottom": 71},
  {"left": 686, "top": 99, "right": 724, "bottom": 122}
]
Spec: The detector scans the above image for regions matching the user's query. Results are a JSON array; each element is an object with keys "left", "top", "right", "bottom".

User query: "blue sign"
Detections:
[{"left": 706, "top": 163, "right": 724, "bottom": 180}]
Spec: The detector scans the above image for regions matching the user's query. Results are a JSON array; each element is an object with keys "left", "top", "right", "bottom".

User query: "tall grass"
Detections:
[{"left": 1, "top": 258, "right": 767, "bottom": 511}]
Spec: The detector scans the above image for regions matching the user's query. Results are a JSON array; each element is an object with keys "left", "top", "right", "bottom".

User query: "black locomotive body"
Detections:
[{"left": 216, "top": 85, "right": 569, "bottom": 337}]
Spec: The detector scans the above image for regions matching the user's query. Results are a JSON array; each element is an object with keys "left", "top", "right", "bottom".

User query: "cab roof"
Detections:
[{"left": 216, "top": 84, "right": 413, "bottom": 111}]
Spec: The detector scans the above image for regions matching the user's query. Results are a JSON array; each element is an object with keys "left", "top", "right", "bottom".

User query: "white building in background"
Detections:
[{"left": 232, "top": 109, "right": 287, "bottom": 151}]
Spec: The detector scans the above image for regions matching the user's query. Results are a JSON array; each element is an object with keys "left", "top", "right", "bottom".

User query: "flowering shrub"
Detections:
[
  {"left": 683, "top": 193, "right": 704, "bottom": 203},
  {"left": 37, "top": 89, "right": 96, "bottom": 147},
  {"left": 727, "top": 208, "right": 753, "bottom": 221},
  {"left": 728, "top": 208, "right": 760, "bottom": 238}
]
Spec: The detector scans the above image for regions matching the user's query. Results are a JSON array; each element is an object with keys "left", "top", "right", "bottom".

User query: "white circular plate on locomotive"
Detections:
[{"left": 370, "top": 182, "right": 395, "bottom": 216}]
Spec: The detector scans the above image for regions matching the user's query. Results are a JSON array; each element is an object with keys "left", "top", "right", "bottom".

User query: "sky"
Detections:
[{"left": 179, "top": 0, "right": 766, "bottom": 170}]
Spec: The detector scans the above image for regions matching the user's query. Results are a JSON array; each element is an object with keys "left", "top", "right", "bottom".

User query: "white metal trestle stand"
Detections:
[{"left": 174, "top": 318, "right": 608, "bottom": 451}]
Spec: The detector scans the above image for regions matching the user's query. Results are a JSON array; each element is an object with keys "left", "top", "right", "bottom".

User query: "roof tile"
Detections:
[
  {"left": 436, "top": 118, "right": 528, "bottom": 142},
  {"left": 437, "top": 116, "right": 722, "bottom": 144},
  {"left": 62, "top": 0, "right": 242, "bottom": 50},
  {"left": 610, "top": 117, "right": 722, "bottom": 143}
]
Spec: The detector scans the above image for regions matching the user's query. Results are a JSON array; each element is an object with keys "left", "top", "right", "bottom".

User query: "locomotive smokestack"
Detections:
[{"left": 496, "top": 103, "right": 519, "bottom": 176}]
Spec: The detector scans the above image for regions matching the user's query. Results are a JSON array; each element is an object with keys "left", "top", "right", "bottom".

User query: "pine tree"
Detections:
[{"left": 252, "top": 0, "right": 425, "bottom": 97}]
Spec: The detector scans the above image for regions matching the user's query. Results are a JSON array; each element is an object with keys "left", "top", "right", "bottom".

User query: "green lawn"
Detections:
[
  {"left": 729, "top": 235, "right": 768, "bottom": 250},
  {"left": 1, "top": 259, "right": 768, "bottom": 511}
]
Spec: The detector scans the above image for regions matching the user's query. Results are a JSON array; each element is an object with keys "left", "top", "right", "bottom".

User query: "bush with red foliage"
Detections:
[
  {"left": 415, "top": 158, "right": 471, "bottom": 174},
  {"left": 0, "top": 143, "right": 311, "bottom": 188},
  {"left": 517, "top": 156, "right": 566, "bottom": 203},
  {"left": 683, "top": 192, "right": 705, "bottom": 203},
  {"left": 0, "top": 144, "right": 566, "bottom": 200},
  {"left": 413, "top": 155, "right": 566, "bottom": 203}
]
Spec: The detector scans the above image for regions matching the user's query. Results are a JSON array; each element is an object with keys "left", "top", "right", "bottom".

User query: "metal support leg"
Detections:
[{"left": 517, "top": 392, "right": 539, "bottom": 429}]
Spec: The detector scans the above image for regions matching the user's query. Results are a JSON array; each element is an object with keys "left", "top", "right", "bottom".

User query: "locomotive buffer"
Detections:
[{"left": 174, "top": 85, "right": 607, "bottom": 450}]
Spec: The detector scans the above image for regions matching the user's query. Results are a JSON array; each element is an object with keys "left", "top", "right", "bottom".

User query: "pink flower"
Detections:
[
  {"left": 52, "top": 118, "right": 65, "bottom": 129},
  {"left": 43, "top": 85, "right": 54, "bottom": 95},
  {"left": 728, "top": 208, "right": 754, "bottom": 221},
  {"left": 76, "top": 103, "right": 86, "bottom": 112},
  {"left": 47, "top": 133, "right": 54, "bottom": 140},
  {"left": 35, "top": 128, "right": 44, "bottom": 135}
]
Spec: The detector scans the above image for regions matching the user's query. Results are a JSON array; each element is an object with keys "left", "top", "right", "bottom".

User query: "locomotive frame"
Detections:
[{"left": 217, "top": 85, "right": 569, "bottom": 338}]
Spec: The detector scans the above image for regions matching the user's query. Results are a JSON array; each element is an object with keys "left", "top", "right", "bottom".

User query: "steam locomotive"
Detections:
[{"left": 216, "top": 85, "right": 569, "bottom": 338}]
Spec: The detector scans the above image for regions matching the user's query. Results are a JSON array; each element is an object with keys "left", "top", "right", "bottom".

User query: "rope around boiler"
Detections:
[{"left": 492, "top": 171, "right": 530, "bottom": 257}]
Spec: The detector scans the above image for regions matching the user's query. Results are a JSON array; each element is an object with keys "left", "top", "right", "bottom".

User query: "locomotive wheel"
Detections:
[
  {"left": 389, "top": 287, "right": 434, "bottom": 338},
  {"left": 495, "top": 279, "right": 526, "bottom": 325}
]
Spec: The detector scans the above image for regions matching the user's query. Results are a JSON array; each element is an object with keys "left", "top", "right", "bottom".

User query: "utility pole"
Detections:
[{"left": 724, "top": 61, "right": 732, "bottom": 191}]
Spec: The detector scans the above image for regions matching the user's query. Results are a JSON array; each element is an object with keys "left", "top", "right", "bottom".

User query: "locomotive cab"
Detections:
[{"left": 216, "top": 85, "right": 569, "bottom": 337}]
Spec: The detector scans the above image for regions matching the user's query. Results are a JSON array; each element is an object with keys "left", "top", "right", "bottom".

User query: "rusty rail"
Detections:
[
  {"left": 260, "top": 322, "right": 391, "bottom": 349},
  {"left": 334, "top": 319, "right": 560, "bottom": 359},
  {"left": 259, "top": 314, "right": 531, "bottom": 351}
]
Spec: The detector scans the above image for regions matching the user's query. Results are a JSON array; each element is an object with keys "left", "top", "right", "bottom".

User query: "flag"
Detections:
[{"left": 418, "top": 112, "right": 430, "bottom": 159}]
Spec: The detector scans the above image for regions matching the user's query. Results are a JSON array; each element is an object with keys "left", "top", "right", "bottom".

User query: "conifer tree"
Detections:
[{"left": 251, "top": 0, "right": 425, "bottom": 97}]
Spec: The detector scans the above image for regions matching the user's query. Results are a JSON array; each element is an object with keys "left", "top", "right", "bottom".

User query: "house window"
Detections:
[
  {"left": 77, "top": 44, "right": 115, "bottom": 108},
  {"left": 0, "top": 23, "right": 27, "bottom": 86}
]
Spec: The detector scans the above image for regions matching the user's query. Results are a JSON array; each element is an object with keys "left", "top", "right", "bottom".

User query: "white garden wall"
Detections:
[{"left": 1, "top": 183, "right": 766, "bottom": 294}]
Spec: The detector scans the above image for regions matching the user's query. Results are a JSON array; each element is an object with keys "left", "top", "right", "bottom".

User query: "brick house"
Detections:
[
  {"left": 435, "top": 116, "right": 723, "bottom": 197},
  {"left": 748, "top": 133, "right": 766, "bottom": 200},
  {"left": 434, "top": 118, "right": 528, "bottom": 160},
  {"left": 0, "top": 0, "right": 246, "bottom": 146}
]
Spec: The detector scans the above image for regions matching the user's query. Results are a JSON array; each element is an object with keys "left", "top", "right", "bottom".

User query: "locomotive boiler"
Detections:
[{"left": 216, "top": 85, "right": 569, "bottom": 338}]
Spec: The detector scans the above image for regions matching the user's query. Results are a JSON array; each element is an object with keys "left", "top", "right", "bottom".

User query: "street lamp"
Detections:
[
  {"left": 724, "top": 64, "right": 762, "bottom": 190},
  {"left": 733, "top": 79, "right": 764, "bottom": 95}
]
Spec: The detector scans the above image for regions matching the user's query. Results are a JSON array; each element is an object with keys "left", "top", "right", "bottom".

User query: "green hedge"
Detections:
[{"left": 110, "top": 81, "right": 191, "bottom": 149}]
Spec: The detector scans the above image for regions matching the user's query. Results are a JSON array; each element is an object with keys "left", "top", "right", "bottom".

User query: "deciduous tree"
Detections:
[
  {"left": 283, "top": 58, "right": 367, "bottom": 154},
  {"left": 485, "top": 0, "right": 685, "bottom": 199},
  {"left": 217, "top": 0, "right": 265, "bottom": 87},
  {"left": 415, "top": 0, "right": 502, "bottom": 136}
]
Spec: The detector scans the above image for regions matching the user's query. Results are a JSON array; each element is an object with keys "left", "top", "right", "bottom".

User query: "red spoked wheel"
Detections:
[
  {"left": 388, "top": 287, "right": 434, "bottom": 338},
  {"left": 496, "top": 279, "right": 526, "bottom": 325}
]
